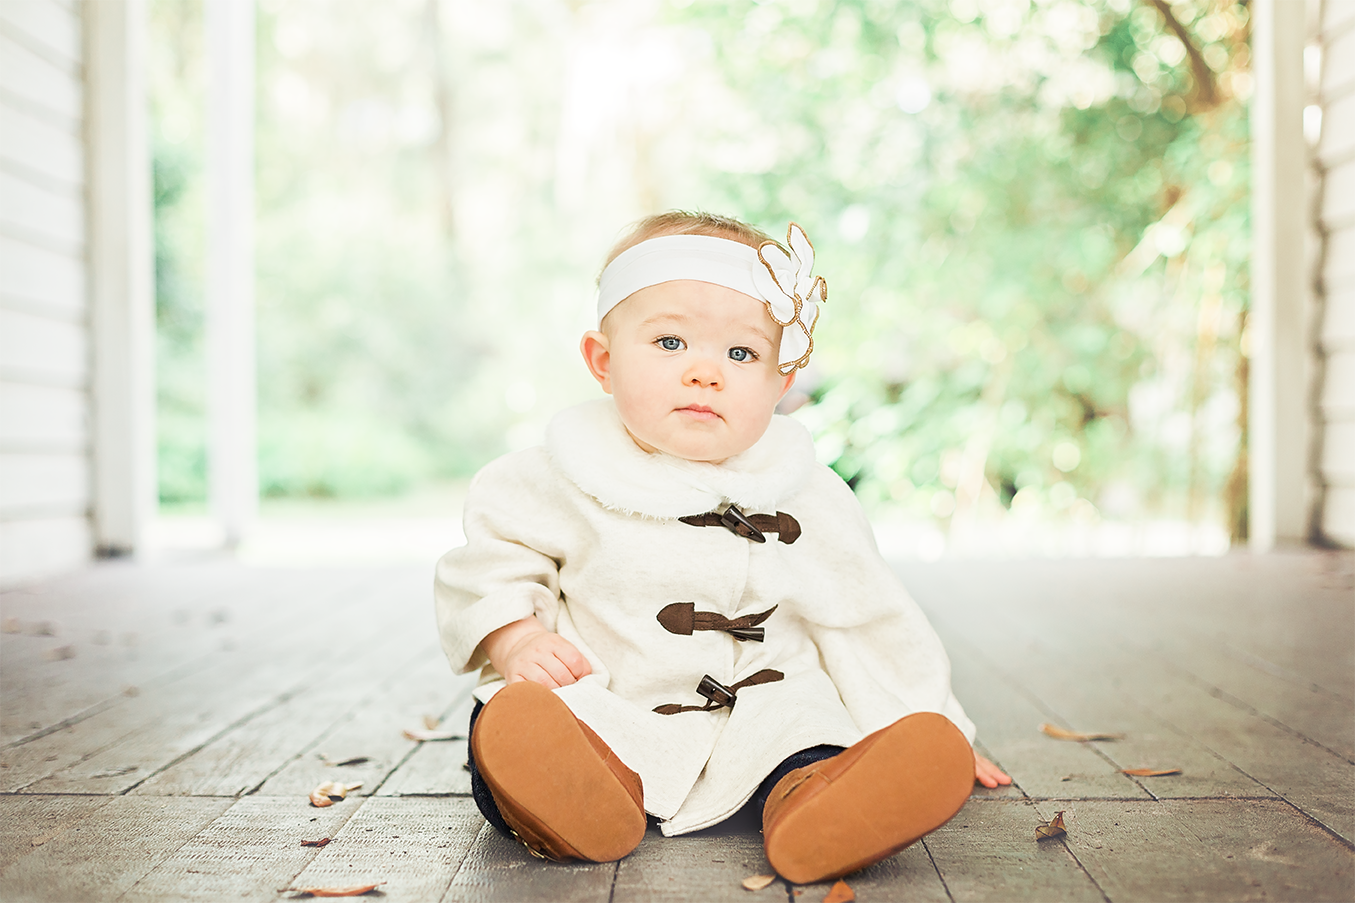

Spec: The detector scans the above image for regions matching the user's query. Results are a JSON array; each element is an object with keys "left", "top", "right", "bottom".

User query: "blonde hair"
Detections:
[{"left": 598, "top": 211, "right": 779, "bottom": 281}]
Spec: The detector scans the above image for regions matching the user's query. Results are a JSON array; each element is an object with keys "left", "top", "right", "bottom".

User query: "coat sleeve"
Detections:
[
  {"left": 433, "top": 450, "right": 569, "bottom": 675},
  {"left": 792, "top": 466, "right": 978, "bottom": 744}
]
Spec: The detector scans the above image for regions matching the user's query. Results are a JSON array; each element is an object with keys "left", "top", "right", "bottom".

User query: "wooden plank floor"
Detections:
[{"left": 1, "top": 551, "right": 1352, "bottom": 902}]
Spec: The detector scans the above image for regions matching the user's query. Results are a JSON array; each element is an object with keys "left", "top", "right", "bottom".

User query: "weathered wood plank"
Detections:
[
  {"left": 613, "top": 819, "right": 775, "bottom": 903},
  {"left": 937, "top": 626, "right": 1281, "bottom": 802},
  {"left": 923, "top": 799, "right": 1104, "bottom": 902},
  {"left": 1059, "top": 799, "right": 1355, "bottom": 902},
  {"left": 267, "top": 650, "right": 474, "bottom": 798},
  {"left": 0, "top": 796, "right": 231, "bottom": 903},
  {"left": 129, "top": 625, "right": 427, "bottom": 798},
  {"left": 285, "top": 796, "right": 480, "bottom": 903},
  {"left": 443, "top": 819, "right": 614, "bottom": 903},
  {"left": 945, "top": 639, "right": 1151, "bottom": 801},
  {"left": 122, "top": 796, "right": 363, "bottom": 902},
  {"left": 3, "top": 570, "right": 403, "bottom": 792},
  {"left": 0, "top": 794, "right": 110, "bottom": 871},
  {"left": 374, "top": 683, "right": 476, "bottom": 798}
]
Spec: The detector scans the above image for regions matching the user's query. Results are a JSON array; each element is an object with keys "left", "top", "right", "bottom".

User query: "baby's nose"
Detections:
[{"left": 685, "top": 358, "right": 723, "bottom": 388}]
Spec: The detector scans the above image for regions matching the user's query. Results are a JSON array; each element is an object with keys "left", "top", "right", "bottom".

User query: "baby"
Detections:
[{"left": 434, "top": 211, "right": 1009, "bottom": 883}]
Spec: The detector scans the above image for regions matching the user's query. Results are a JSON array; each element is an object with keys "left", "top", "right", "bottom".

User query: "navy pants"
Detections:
[{"left": 466, "top": 698, "right": 843, "bottom": 837}]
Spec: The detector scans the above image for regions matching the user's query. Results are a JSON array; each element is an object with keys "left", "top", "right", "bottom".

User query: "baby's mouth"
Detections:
[{"left": 678, "top": 405, "right": 720, "bottom": 421}]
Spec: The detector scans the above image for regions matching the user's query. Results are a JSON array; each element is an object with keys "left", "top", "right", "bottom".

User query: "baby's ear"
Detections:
[
  {"left": 777, "top": 369, "right": 796, "bottom": 400},
  {"left": 580, "top": 331, "right": 613, "bottom": 394}
]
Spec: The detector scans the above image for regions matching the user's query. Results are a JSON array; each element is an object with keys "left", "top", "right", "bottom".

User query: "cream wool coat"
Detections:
[{"left": 434, "top": 399, "right": 976, "bottom": 836}]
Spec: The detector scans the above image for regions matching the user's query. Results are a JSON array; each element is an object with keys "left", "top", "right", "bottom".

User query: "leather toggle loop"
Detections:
[
  {"left": 652, "top": 668, "right": 785, "bottom": 715},
  {"left": 679, "top": 507, "right": 802, "bottom": 544},
  {"left": 656, "top": 602, "right": 778, "bottom": 642}
]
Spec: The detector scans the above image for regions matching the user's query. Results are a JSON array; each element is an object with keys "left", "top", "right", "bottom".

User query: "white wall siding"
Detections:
[
  {"left": 1317, "top": 1, "right": 1355, "bottom": 547},
  {"left": 0, "top": 0, "right": 91, "bottom": 583}
]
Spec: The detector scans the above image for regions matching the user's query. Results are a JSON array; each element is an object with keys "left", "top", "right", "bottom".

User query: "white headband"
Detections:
[{"left": 595, "top": 224, "right": 827, "bottom": 374}]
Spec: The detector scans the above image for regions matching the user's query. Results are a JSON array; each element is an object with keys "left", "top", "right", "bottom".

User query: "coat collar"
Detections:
[{"left": 543, "top": 399, "right": 816, "bottom": 518}]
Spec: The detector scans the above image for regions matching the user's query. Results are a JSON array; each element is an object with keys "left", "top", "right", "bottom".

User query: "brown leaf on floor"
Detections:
[
  {"left": 1040, "top": 723, "right": 1124, "bottom": 742},
  {"left": 741, "top": 874, "right": 776, "bottom": 891},
  {"left": 288, "top": 882, "right": 384, "bottom": 897},
  {"left": 309, "top": 781, "right": 362, "bottom": 807},
  {"left": 42, "top": 645, "right": 76, "bottom": 661},
  {"left": 402, "top": 727, "right": 463, "bottom": 742},
  {"left": 423, "top": 714, "right": 441, "bottom": 730},
  {"left": 2, "top": 617, "right": 21, "bottom": 634},
  {"left": 318, "top": 754, "right": 371, "bottom": 767},
  {"left": 823, "top": 879, "right": 855, "bottom": 903},
  {"left": 300, "top": 838, "right": 331, "bottom": 847},
  {"left": 1122, "top": 767, "right": 1182, "bottom": 776},
  {"left": 1035, "top": 810, "right": 1067, "bottom": 841}
]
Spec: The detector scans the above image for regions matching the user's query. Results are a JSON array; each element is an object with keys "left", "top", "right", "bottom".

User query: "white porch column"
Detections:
[
  {"left": 204, "top": 0, "right": 257, "bottom": 546},
  {"left": 1249, "top": 0, "right": 1310, "bottom": 549},
  {"left": 87, "top": 0, "right": 156, "bottom": 556}
]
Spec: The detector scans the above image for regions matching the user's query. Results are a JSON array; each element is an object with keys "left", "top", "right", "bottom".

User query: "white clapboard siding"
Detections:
[
  {"left": 0, "top": 0, "right": 82, "bottom": 66},
  {"left": 0, "top": 167, "right": 84, "bottom": 252},
  {"left": 1327, "top": 283, "right": 1355, "bottom": 344},
  {"left": 0, "top": 99, "right": 82, "bottom": 187},
  {"left": 0, "top": 28, "right": 81, "bottom": 121},
  {"left": 0, "top": 451, "right": 88, "bottom": 515},
  {"left": 1323, "top": 421, "right": 1355, "bottom": 485},
  {"left": 1325, "top": 21, "right": 1355, "bottom": 93},
  {"left": 0, "top": 307, "right": 87, "bottom": 387},
  {"left": 0, "top": 233, "right": 86, "bottom": 315},
  {"left": 0, "top": 516, "right": 92, "bottom": 582},
  {"left": 1327, "top": 229, "right": 1355, "bottom": 291},
  {"left": 1318, "top": 10, "right": 1355, "bottom": 547},
  {"left": 0, "top": 381, "right": 87, "bottom": 450},
  {"left": 1322, "top": 89, "right": 1355, "bottom": 166},
  {"left": 1326, "top": 158, "right": 1355, "bottom": 226},
  {"left": 0, "top": 0, "right": 92, "bottom": 583}
]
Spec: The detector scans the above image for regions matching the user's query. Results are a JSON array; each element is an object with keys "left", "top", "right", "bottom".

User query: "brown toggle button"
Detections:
[
  {"left": 653, "top": 668, "right": 785, "bottom": 715},
  {"left": 679, "top": 508, "right": 802, "bottom": 544},
  {"left": 657, "top": 602, "right": 778, "bottom": 642}
]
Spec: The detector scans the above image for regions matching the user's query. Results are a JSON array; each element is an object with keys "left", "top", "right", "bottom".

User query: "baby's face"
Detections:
[{"left": 584, "top": 280, "right": 795, "bottom": 463}]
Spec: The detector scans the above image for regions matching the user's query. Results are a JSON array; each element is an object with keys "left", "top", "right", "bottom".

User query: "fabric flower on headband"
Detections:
[{"left": 752, "top": 223, "right": 827, "bottom": 374}]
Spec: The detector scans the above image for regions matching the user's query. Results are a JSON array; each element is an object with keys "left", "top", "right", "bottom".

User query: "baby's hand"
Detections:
[
  {"left": 974, "top": 752, "right": 1012, "bottom": 789},
  {"left": 481, "top": 617, "right": 592, "bottom": 689}
]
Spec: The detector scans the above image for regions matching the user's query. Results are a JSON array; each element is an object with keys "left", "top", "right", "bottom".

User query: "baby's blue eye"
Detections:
[
  {"left": 658, "top": 336, "right": 684, "bottom": 352},
  {"left": 728, "top": 347, "right": 755, "bottom": 362}
]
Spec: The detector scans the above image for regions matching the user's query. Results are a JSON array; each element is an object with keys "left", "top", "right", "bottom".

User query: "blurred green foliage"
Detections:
[{"left": 149, "top": 0, "right": 1249, "bottom": 542}]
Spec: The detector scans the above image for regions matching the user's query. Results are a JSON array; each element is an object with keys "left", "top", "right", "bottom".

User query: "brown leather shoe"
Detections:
[
  {"left": 471, "top": 681, "right": 646, "bottom": 862},
  {"left": 762, "top": 711, "right": 974, "bottom": 884}
]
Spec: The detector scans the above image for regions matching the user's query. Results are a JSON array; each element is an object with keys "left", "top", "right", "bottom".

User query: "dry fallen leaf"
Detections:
[
  {"left": 1122, "top": 767, "right": 1182, "bottom": 777},
  {"left": 43, "top": 645, "right": 76, "bottom": 661},
  {"left": 288, "top": 882, "right": 385, "bottom": 897},
  {"left": 2, "top": 617, "right": 21, "bottom": 634},
  {"left": 823, "top": 879, "right": 855, "bottom": 903},
  {"left": 318, "top": 753, "right": 371, "bottom": 767},
  {"left": 741, "top": 874, "right": 776, "bottom": 891},
  {"left": 309, "top": 781, "right": 362, "bottom": 807},
  {"left": 1040, "top": 723, "right": 1124, "bottom": 742},
  {"left": 1036, "top": 810, "right": 1067, "bottom": 841},
  {"left": 300, "top": 838, "right": 331, "bottom": 847},
  {"left": 423, "top": 714, "right": 441, "bottom": 730},
  {"left": 403, "top": 727, "right": 463, "bottom": 742}
]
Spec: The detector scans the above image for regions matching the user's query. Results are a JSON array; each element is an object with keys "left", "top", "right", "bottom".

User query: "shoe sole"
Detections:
[
  {"left": 764, "top": 712, "right": 973, "bottom": 884},
  {"left": 473, "top": 682, "right": 645, "bottom": 862}
]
